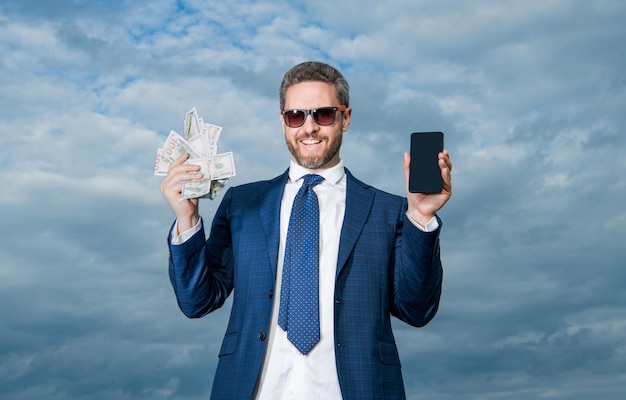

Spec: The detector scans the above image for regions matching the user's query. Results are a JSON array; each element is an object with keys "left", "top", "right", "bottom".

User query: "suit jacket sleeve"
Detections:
[
  {"left": 393, "top": 209, "right": 443, "bottom": 327},
  {"left": 167, "top": 187, "right": 235, "bottom": 318}
]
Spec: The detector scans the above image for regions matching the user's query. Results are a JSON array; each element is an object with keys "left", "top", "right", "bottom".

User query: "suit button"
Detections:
[
  {"left": 268, "top": 289, "right": 273, "bottom": 298},
  {"left": 259, "top": 332, "right": 266, "bottom": 341}
]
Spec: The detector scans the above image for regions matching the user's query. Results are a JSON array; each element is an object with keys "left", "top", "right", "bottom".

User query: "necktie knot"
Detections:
[{"left": 302, "top": 174, "right": 324, "bottom": 188}]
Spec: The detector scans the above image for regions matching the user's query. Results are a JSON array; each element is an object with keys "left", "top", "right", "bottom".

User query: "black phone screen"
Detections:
[{"left": 409, "top": 132, "right": 444, "bottom": 193}]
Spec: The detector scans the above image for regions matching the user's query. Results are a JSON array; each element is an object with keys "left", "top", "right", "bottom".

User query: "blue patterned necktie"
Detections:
[{"left": 278, "top": 174, "right": 324, "bottom": 355}]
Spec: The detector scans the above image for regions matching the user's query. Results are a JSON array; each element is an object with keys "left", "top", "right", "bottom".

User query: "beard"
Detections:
[{"left": 285, "top": 129, "right": 343, "bottom": 170}]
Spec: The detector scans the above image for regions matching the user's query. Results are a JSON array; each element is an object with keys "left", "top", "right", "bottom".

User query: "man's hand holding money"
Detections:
[{"left": 155, "top": 107, "right": 236, "bottom": 201}]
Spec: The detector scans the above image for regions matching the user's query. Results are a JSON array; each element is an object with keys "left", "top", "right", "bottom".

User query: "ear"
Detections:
[{"left": 342, "top": 107, "right": 352, "bottom": 131}]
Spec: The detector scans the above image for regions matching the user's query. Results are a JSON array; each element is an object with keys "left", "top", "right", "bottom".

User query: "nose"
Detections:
[{"left": 302, "top": 112, "right": 319, "bottom": 134}]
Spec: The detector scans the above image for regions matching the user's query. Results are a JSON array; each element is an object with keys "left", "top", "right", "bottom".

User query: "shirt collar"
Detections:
[{"left": 288, "top": 160, "right": 345, "bottom": 186}]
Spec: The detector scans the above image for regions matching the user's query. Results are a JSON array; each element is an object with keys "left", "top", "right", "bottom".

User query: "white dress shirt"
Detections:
[
  {"left": 255, "top": 161, "right": 346, "bottom": 399},
  {"left": 170, "top": 160, "right": 439, "bottom": 399}
]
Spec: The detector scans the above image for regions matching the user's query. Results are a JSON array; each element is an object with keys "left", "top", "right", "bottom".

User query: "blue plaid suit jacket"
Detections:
[{"left": 168, "top": 168, "right": 443, "bottom": 399}]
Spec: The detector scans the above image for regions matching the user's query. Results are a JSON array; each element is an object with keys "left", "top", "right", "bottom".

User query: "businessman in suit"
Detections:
[{"left": 161, "top": 61, "right": 452, "bottom": 399}]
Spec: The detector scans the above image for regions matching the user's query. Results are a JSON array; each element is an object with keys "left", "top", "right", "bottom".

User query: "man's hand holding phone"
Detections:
[{"left": 403, "top": 132, "right": 452, "bottom": 227}]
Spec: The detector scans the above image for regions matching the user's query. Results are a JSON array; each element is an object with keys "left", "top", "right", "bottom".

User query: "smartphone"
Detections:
[{"left": 409, "top": 132, "right": 444, "bottom": 193}]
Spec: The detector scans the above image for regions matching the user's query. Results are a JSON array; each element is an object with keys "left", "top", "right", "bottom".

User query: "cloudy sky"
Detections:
[{"left": 1, "top": 0, "right": 625, "bottom": 399}]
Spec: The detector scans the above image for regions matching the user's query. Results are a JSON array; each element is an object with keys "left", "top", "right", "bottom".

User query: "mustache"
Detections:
[{"left": 298, "top": 131, "right": 321, "bottom": 139}]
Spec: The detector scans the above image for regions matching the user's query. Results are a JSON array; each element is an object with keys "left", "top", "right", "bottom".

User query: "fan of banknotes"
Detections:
[{"left": 154, "top": 107, "right": 236, "bottom": 200}]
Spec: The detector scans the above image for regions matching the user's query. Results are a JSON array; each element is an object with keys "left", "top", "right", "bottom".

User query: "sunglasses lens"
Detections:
[
  {"left": 313, "top": 107, "right": 337, "bottom": 125},
  {"left": 284, "top": 110, "right": 306, "bottom": 127}
]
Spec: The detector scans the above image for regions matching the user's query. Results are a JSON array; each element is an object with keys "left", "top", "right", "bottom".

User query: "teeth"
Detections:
[{"left": 302, "top": 139, "right": 321, "bottom": 144}]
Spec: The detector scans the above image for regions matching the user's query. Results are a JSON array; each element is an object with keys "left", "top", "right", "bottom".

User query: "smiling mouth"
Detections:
[{"left": 301, "top": 138, "right": 322, "bottom": 145}]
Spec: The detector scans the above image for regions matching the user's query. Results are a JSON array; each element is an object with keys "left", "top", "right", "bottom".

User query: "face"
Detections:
[{"left": 281, "top": 81, "right": 351, "bottom": 172}]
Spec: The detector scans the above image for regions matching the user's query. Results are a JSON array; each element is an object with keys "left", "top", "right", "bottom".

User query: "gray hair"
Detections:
[{"left": 279, "top": 61, "right": 350, "bottom": 109}]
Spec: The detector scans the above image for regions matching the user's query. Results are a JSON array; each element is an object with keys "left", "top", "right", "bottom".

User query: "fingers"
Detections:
[
  {"left": 160, "top": 153, "right": 203, "bottom": 225},
  {"left": 438, "top": 150, "right": 452, "bottom": 171},
  {"left": 403, "top": 152, "right": 411, "bottom": 184},
  {"left": 172, "top": 152, "right": 190, "bottom": 166},
  {"left": 168, "top": 153, "right": 201, "bottom": 179},
  {"left": 438, "top": 150, "right": 452, "bottom": 195},
  {"left": 160, "top": 153, "right": 202, "bottom": 198}
]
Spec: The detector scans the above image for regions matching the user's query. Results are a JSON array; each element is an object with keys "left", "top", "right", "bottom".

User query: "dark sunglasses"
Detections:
[{"left": 281, "top": 105, "right": 347, "bottom": 128}]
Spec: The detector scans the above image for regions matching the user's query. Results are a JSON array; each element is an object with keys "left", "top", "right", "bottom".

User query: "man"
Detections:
[{"left": 161, "top": 61, "right": 453, "bottom": 399}]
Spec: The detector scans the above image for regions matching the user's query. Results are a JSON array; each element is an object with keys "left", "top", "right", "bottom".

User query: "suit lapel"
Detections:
[
  {"left": 259, "top": 170, "right": 289, "bottom": 281},
  {"left": 337, "top": 169, "right": 374, "bottom": 278}
]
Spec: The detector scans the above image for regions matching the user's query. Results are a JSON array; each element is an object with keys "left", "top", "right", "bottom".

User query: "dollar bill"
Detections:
[
  {"left": 185, "top": 153, "right": 236, "bottom": 180},
  {"left": 211, "top": 152, "right": 236, "bottom": 180},
  {"left": 181, "top": 178, "right": 229, "bottom": 200},
  {"left": 154, "top": 148, "right": 169, "bottom": 176},
  {"left": 185, "top": 108, "right": 212, "bottom": 157},
  {"left": 207, "top": 124, "right": 222, "bottom": 147},
  {"left": 185, "top": 134, "right": 208, "bottom": 158},
  {"left": 154, "top": 131, "right": 200, "bottom": 176},
  {"left": 184, "top": 107, "right": 201, "bottom": 139},
  {"left": 205, "top": 179, "right": 228, "bottom": 200},
  {"left": 161, "top": 130, "right": 199, "bottom": 161},
  {"left": 181, "top": 179, "right": 211, "bottom": 200}
]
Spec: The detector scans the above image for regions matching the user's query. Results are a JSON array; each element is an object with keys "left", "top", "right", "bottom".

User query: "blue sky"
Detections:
[{"left": 1, "top": 1, "right": 625, "bottom": 399}]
